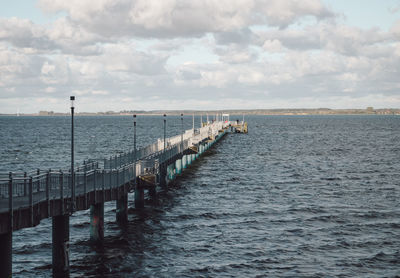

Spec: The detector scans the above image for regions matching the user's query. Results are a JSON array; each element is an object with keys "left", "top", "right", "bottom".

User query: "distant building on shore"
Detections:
[{"left": 38, "top": 111, "right": 54, "bottom": 116}]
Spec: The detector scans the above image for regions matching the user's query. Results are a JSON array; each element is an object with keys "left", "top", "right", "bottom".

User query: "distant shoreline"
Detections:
[{"left": 1, "top": 108, "right": 399, "bottom": 116}]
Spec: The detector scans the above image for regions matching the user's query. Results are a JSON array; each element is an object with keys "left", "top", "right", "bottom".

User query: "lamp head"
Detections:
[{"left": 70, "top": 96, "right": 75, "bottom": 108}]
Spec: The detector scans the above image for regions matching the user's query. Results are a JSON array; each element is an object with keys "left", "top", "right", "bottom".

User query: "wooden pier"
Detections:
[{"left": 0, "top": 114, "right": 247, "bottom": 278}]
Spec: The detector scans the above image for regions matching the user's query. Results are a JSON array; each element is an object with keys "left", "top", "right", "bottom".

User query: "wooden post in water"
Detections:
[
  {"left": 159, "top": 163, "right": 167, "bottom": 188},
  {"left": 135, "top": 183, "right": 144, "bottom": 209},
  {"left": 90, "top": 203, "right": 104, "bottom": 243},
  {"left": 0, "top": 230, "right": 12, "bottom": 278},
  {"left": 116, "top": 194, "right": 128, "bottom": 225},
  {"left": 52, "top": 214, "right": 70, "bottom": 277},
  {"left": 1, "top": 172, "right": 14, "bottom": 277}
]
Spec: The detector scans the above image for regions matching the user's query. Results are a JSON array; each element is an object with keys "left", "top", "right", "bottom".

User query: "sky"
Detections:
[{"left": 0, "top": 0, "right": 399, "bottom": 113}]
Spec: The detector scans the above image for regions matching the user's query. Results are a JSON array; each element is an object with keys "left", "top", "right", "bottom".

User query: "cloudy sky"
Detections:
[{"left": 1, "top": 0, "right": 400, "bottom": 113}]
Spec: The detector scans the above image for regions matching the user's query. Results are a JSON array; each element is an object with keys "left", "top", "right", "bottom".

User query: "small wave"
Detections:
[
  {"left": 321, "top": 177, "right": 342, "bottom": 181},
  {"left": 33, "top": 264, "right": 52, "bottom": 270},
  {"left": 72, "top": 222, "right": 90, "bottom": 228},
  {"left": 362, "top": 251, "right": 400, "bottom": 265},
  {"left": 14, "top": 242, "right": 52, "bottom": 255},
  {"left": 305, "top": 214, "right": 345, "bottom": 223}
]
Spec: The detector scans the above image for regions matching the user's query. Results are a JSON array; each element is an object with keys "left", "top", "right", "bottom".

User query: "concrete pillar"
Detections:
[
  {"left": 135, "top": 186, "right": 144, "bottom": 209},
  {"left": 0, "top": 231, "right": 12, "bottom": 278},
  {"left": 170, "top": 162, "right": 176, "bottom": 180},
  {"left": 183, "top": 155, "right": 187, "bottom": 169},
  {"left": 90, "top": 203, "right": 104, "bottom": 243},
  {"left": 176, "top": 159, "right": 182, "bottom": 175},
  {"left": 116, "top": 194, "right": 128, "bottom": 225},
  {"left": 166, "top": 164, "right": 171, "bottom": 180},
  {"left": 52, "top": 215, "right": 70, "bottom": 278},
  {"left": 180, "top": 157, "right": 183, "bottom": 172},
  {"left": 170, "top": 163, "right": 176, "bottom": 180}
]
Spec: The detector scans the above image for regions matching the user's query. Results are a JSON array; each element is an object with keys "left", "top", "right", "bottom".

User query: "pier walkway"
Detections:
[{"left": 0, "top": 115, "right": 247, "bottom": 277}]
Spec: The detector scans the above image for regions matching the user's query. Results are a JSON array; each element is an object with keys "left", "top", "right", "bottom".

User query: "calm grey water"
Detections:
[{"left": 1, "top": 115, "right": 400, "bottom": 277}]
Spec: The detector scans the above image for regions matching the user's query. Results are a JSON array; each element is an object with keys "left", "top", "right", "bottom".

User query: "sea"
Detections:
[{"left": 0, "top": 115, "right": 399, "bottom": 278}]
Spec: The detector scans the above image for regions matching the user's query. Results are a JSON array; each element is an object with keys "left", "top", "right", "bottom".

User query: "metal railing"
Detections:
[{"left": 0, "top": 121, "right": 229, "bottom": 212}]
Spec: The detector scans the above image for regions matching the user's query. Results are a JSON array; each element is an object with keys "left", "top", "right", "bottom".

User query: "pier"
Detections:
[{"left": 0, "top": 112, "right": 247, "bottom": 277}]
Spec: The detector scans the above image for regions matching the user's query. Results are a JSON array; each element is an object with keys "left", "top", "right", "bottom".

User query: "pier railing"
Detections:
[{"left": 0, "top": 121, "right": 229, "bottom": 210}]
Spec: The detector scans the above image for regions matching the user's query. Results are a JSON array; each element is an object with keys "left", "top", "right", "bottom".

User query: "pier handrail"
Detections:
[{"left": 0, "top": 120, "right": 227, "bottom": 202}]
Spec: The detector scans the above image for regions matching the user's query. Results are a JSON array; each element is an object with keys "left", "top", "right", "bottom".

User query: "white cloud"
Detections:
[
  {"left": 38, "top": 0, "right": 334, "bottom": 38},
  {"left": 0, "top": 0, "right": 399, "bottom": 113},
  {"left": 262, "top": 39, "right": 284, "bottom": 52}
]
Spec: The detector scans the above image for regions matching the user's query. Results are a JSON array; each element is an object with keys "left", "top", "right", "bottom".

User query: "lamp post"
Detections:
[
  {"left": 180, "top": 113, "right": 184, "bottom": 171},
  {"left": 181, "top": 113, "right": 183, "bottom": 149},
  {"left": 163, "top": 114, "right": 166, "bottom": 151},
  {"left": 70, "top": 96, "right": 75, "bottom": 212},
  {"left": 133, "top": 114, "right": 137, "bottom": 161}
]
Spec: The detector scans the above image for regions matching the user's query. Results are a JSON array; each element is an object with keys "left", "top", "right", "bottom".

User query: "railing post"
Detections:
[
  {"left": 84, "top": 171, "right": 87, "bottom": 209},
  {"left": 24, "top": 171, "right": 27, "bottom": 196},
  {"left": 102, "top": 170, "right": 105, "bottom": 203},
  {"left": 109, "top": 169, "right": 112, "bottom": 190},
  {"left": 8, "top": 172, "right": 13, "bottom": 230},
  {"left": 60, "top": 170, "right": 64, "bottom": 215},
  {"left": 116, "top": 169, "right": 119, "bottom": 198},
  {"left": 46, "top": 169, "right": 50, "bottom": 217},
  {"left": 93, "top": 170, "right": 97, "bottom": 204},
  {"left": 29, "top": 176, "right": 33, "bottom": 226},
  {"left": 36, "top": 168, "right": 40, "bottom": 192}
]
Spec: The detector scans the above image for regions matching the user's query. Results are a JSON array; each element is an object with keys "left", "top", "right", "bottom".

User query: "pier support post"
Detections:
[
  {"left": 159, "top": 164, "right": 167, "bottom": 188},
  {"left": 183, "top": 155, "right": 187, "bottom": 169},
  {"left": 90, "top": 203, "right": 104, "bottom": 243},
  {"left": 167, "top": 163, "right": 175, "bottom": 180},
  {"left": 135, "top": 185, "right": 144, "bottom": 209},
  {"left": 180, "top": 156, "right": 183, "bottom": 172},
  {"left": 176, "top": 159, "right": 182, "bottom": 175},
  {"left": 0, "top": 231, "right": 12, "bottom": 278},
  {"left": 116, "top": 194, "right": 128, "bottom": 225},
  {"left": 52, "top": 215, "right": 70, "bottom": 278},
  {"left": 149, "top": 185, "right": 157, "bottom": 200}
]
